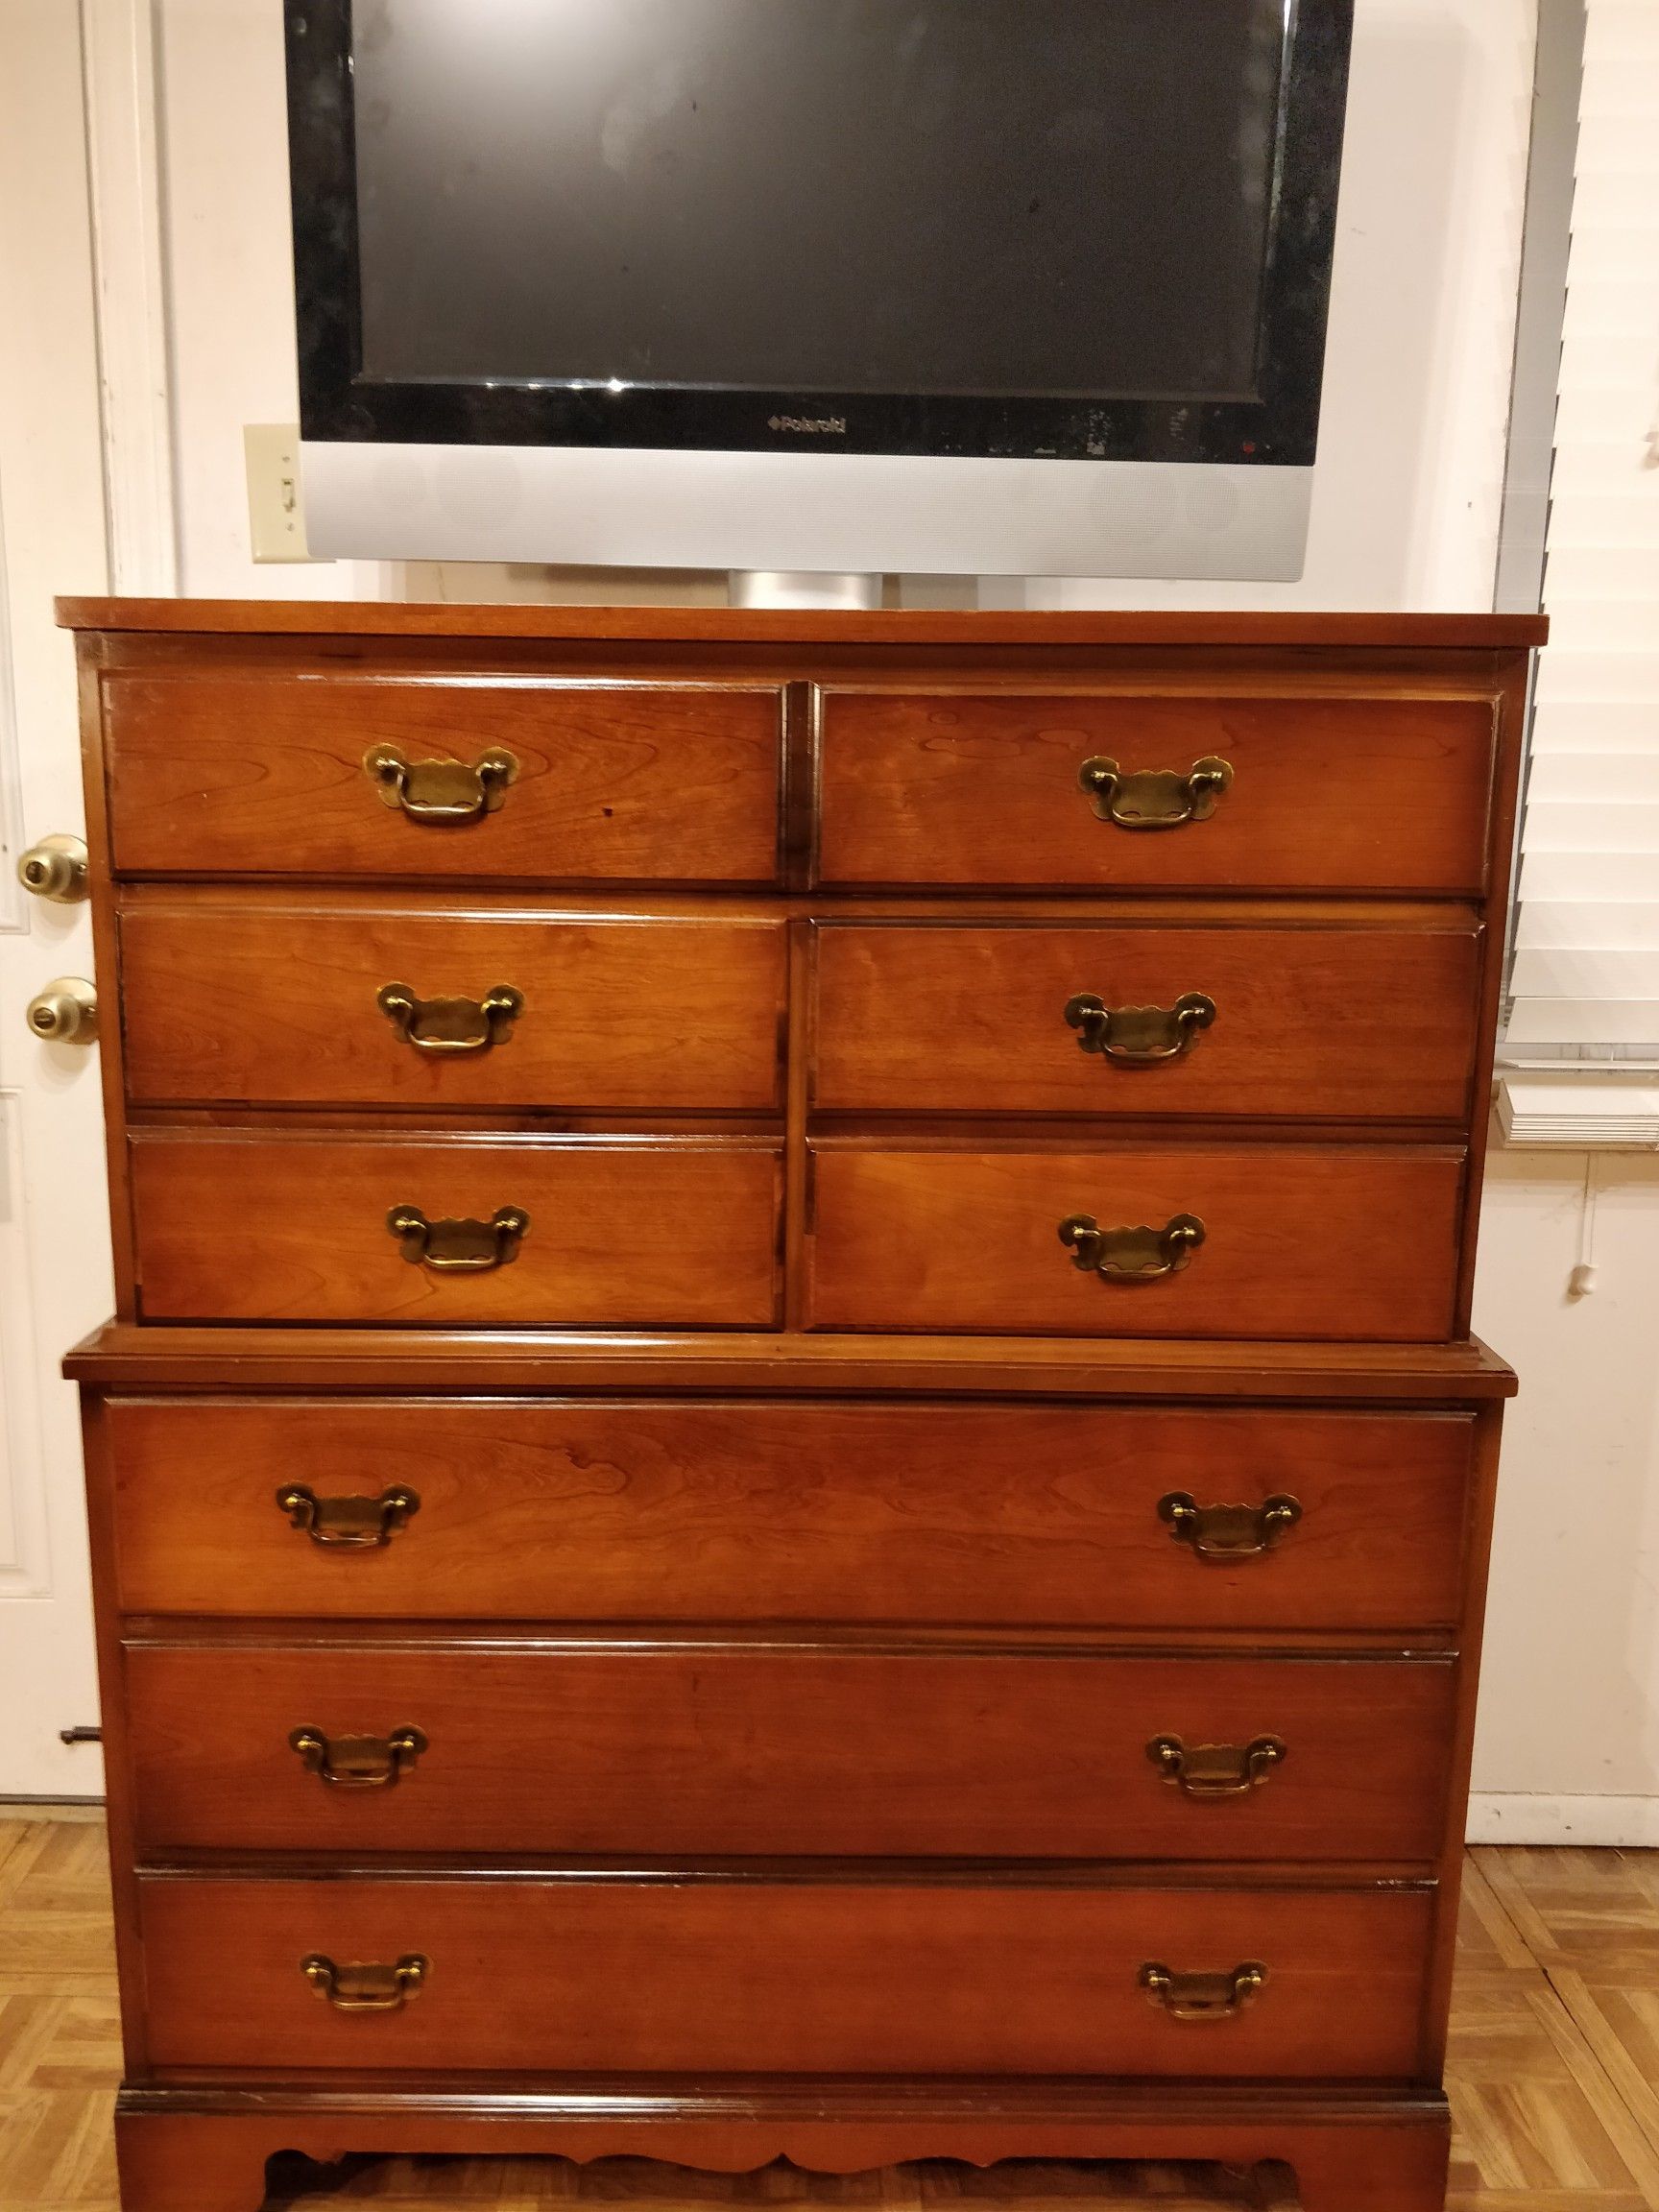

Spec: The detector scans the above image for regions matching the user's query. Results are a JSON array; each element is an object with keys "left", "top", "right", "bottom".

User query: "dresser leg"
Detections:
[
  {"left": 116, "top": 2111, "right": 355, "bottom": 2212},
  {"left": 1285, "top": 2116, "right": 1452, "bottom": 2212}
]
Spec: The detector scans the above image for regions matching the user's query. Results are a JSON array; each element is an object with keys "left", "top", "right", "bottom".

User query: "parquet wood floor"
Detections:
[{"left": 1, "top": 1816, "right": 1654, "bottom": 2212}]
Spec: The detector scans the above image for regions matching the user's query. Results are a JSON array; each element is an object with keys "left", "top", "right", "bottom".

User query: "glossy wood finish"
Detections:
[
  {"left": 104, "top": 1398, "right": 1477, "bottom": 1630},
  {"left": 813, "top": 693, "right": 1498, "bottom": 893},
  {"left": 808, "top": 1143, "right": 1465, "bottom": 1340},
  {"left": 119, "top": 902, "right": 787, "bottom": 1111},
  {"left": 129, "top": 1135, "right": 782, "bottom": 1326},
  {"left": 136, "top": 1875, "right": 1434, "bottom": 2079},
  {"left": 123, "top": 1644, "right": 1455, "bottom": 1861},
  {"left": 61, "top": 604, "right": 1535, "bottom": 2212},
  {"left": 101, "top": 676, "right": 785, "bottom": 883},
  {"left": 811, "top": 919, "right": 1480, "bottom": 1120}
]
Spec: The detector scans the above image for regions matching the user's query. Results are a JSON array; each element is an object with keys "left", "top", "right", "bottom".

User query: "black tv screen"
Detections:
[
  {"left": 288, "top": 0, "right": 1353, "bottom": 463},
  {"left": 354, "top": 0, "right": 1283, "bottom": 401}
]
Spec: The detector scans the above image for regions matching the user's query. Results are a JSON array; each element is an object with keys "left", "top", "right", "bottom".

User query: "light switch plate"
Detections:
[{"left": 244, "top": 423, "right": 325, "bottom": 562}]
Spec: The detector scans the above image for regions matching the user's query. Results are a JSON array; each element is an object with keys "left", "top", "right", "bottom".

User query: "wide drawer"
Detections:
[
  {"left": 813, "top": 691, "right": 1497, "bottom": 893},
  {"left": 129, "top": 1135, "right": 781, "bottom": 1325},
  {"left": 101, "top": 675, "right": 784, "bottom": 883},
  {"left": 119, "top": 902, "right": 787, "bottom": 1111},
  {"left": 812, "top": 919, "right": 1481, "bottom": 1120},
  {"left": 124, "top": 1645, "right": 1455, "bottom": 1861},
  {"left": 105, "top": 1399, "right": 1475, "bottom": 1632},
  {"left": 137, "top": 1875, "right": 1432, "bottom": 2078},
  {"left": 807, "top": 1144, "right": 1464, "bottom": 1340}
]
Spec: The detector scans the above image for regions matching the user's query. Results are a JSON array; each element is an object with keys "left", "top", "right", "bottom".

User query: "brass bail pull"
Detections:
[
  {"left": 301, "top": 1953, "right": 429, "bottom": 2013},
  {"left": 1148, "top": 1734, "right": 1286, "bottom": 1799},
  {"left": 364, "top": 744, "right": 518, "bottom": 824},
  {"left": 1065, "top": 992, "right": 1216, "bottom": 1067},
  {"left": 276, "top": 1483, "right": 420, "bottom": 1549},
  {"left": 1079, "top": 755, "right": 1233, "bottom": 830},
  {"left": 1158, "top": 1492, "right": 1303, "bottom": 1560},
  {"left": 387, "top": 1205, "right": 530, "bottom": 1273},
  {"left": 1059, "top": 1213, "right": 1205, "bottom": 1282},
  {"left": 377, "top": 983, "right": 524, "bottom": 1055},
  {"left": 1140, "top": 1960, "right": 1266, "bottom": 2022},
  {"left": 290, "top": 1724, "right": 428, "bottom": 1789}
]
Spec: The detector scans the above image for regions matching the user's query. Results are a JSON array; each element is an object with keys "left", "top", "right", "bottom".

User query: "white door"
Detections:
[{"left": 0, "top": 2, "right": 118, "bottom": 1795}]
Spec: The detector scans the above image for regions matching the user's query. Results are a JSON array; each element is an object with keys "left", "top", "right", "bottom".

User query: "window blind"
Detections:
[{"left": 1506, "top": 0, "right": 1659, "bottom": 1063}]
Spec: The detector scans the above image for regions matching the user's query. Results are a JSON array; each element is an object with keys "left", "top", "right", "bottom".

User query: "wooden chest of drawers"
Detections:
[{"left": 60, "top": 600, "right": 1541, "bottom": 2212}]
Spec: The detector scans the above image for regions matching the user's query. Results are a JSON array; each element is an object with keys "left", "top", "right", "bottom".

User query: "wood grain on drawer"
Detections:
[
  {"left": 137, "top": 1876, "right": 1432, "bottom": 2078},
  {"left": 106, "top": 1399, "right": 1475, "bottom": 1632},
  {"left": 129, "top": 1135, "right": 781, "bottom": 1326},
  {"left": 120, "top": 903, "right": 786, "bottom": 1111},
  {"left": 125, "top": 1645, "right": 1455, "bottom": 1862},
  {"left": 807, "top": 1144, "right": 1464, "bottom": 1340},
  {"left": 812, "top": 920, "right": 1480, "bottom": 1120},
  {"left": 102, "top": 676, "right": 783, "bottom": 883},
  {"left": 814, "top": 692, "right": 1496, "bottom": 892}
]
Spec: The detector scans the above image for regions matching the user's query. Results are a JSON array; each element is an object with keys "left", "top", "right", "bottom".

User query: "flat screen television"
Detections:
[{"left": 285, "top": 0, "right": 1356, "bottom": 581}]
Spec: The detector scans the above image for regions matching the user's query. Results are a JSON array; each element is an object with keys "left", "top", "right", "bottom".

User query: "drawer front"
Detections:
[
  {"left": 812, "top": 921, "right": 1480, "bottom": 1120},
  {"left": 103, "top": 675, "right": 783, "bottom": 883},
  {"left": 107, "top": 1400, "right": 1474, "bottom": 1633},
  {"left": 120, "top": 905, "right": 787, "bottom": 1112},
  {"left": 129, "top": 1136, "right": 781, "bottom": 1326},
  {"left": 138, "top": 1876, "right": 1432, "bottom": 2079},
  {"left": 807, "top": 1145, "right": 1464, "bottom": 1340},
  {"left": 125, "top": 1646, "right": 1455, "bottom": 1861},
  {"left": 814, "top": 691, "right": 1496, "bottom": 892}
]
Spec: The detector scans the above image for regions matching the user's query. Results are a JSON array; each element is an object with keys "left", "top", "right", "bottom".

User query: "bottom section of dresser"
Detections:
[{"left": 113, "top": 2085, "right": 1454, "bottom": 2212}]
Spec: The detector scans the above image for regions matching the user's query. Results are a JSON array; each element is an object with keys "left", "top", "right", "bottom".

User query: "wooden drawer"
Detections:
[
  {"left": 105, "top": 1399, "right": 1475, "bottom": 1632},
  {"left": 120, "top": 902, "right": 787, "bottom": 1112},
  {"left": 813, "top": 691, "right": 1496, "bottom": 892},
  {"left": 807, "top": 1144, "right": 1464, "bottom": 1340},
  {"left": 129, "top": 1135, "right": 781, "bottom": 1326},
  {"left": 812, "top": 919, "right": 1480, "bottom": 1120},
  {"left": 124, "top": 1645, "right": 1455, "bottom": 1861},
  {"left": 101, "top": 675, "right": 784, "bottom": 883},
  {"left": 137, "top": 1875, "right": 1432, "bottom": 2079}
]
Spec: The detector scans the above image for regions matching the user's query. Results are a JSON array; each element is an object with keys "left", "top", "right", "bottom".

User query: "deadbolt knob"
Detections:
[
  {"left": 26, "top": 976, "right": 98, "bottom": 1044},
  {"left": 16, "top": 834, "right": 89, "bottom": 903}
]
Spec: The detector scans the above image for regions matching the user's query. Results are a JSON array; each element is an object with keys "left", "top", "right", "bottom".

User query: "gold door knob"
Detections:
[
  {"left": 1079, "top": 755, "right": 1233, "bottom": 830},
  {"left": 364, "top": 744, "right": 518, "bottom": 824},
  {"left": 276, "top": 1483, "right": 421, "bottom": 1549},
  {"left": 16, "top": 833, "right": 89, "bottom": 903},
  {"left": 1065, "top": 992, "right": 1216, "bottom": 1066},
  {"left": 26, "top": 977, "right": 98, "bottom": 1044},
  {"left": 1147, "top": 1734, "right": 1286, "bottom": 1798},
  {"left": 1158, "top": 1492, "right": 1303, "bottom": 1559},
  {"left": 289, "top": 1724, "right": 428, "bottom": 1789},
  {"left": 1058, "top": 1213, "right": 1204, "bottom": 1282},
  {"left": 387, "top": 1204, "right": 530, "bottom": 1272}
]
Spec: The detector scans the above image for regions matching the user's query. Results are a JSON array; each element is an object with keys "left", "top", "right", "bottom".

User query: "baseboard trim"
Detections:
[{"left": 1468, "top": 1792, "right": 1659, "bottom": 1846}]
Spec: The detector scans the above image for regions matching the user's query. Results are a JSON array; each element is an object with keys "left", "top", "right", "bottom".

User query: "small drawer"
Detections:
[
  {"left": 102, "top": 674, "right": 783, "bottom": 884},
  {"left": 812, "top": 919, "right": 1480, "bottom": 1120},
  {"left": 120, "top": 902, "right": 787, "bottom": 1112},
  {"left": 813, "top": 690, "right": 1497, "bottom": 893},
  {"left": 138, "top": 1875, "right": 1433, "bottom": 2079},
  {"left": 128, "top": 1134, "right": 781, "bottom": 1326},
  {"left": 125, "top": 1644, "right": 1455, "bottom": 1862},
  {"left": 106, "top": 1399, "right": 1476, "bottom": 1634},
  {"left": 807, "top": 1143, "right": 1465, "bottom": 1340}
]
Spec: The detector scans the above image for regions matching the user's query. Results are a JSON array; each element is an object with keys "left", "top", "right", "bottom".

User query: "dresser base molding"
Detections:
[{"left": 114, "top": 2087, "right": 1452, "bottom": 2212}]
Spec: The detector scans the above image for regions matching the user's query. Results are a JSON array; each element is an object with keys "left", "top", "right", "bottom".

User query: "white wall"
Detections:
[{"left": 110, "top": 0, "right": 1659, "bottom": 1840}]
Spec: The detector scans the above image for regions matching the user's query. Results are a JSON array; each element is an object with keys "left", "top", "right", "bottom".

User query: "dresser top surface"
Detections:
[{"left": 56, "top": 596, "right": 1549, "bottom": 652}]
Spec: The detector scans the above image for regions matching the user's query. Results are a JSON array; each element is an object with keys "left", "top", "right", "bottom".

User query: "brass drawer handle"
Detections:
[
  {"left": 1059, "top": 1213, "right": 1204, "bottom": 1282},
  {"left": 1065, "top": 992, "right": 1216, "bottom": 1066},
  {"left": 301, "top": 1952, "right": 428, "bottom": 2013},
  {"left": 1079, "top": 754, "right": 1233, "bottom": 830},
  {"left": 1140, "top": 1960, "right": 1265, "bottom": 2022},
  {"left": 1159, "top": 1491, "right": 1303, "bottom": 1559},
  {"left": 377, "top": 982, "right": 524, "bottom": 1055},
  {"left": 1148, "top": 1733, "right": 1286, "bottom": 1798},
  {"left": 276, "top": 1483, "right": 420, "bottom": 1549},
  {"left": 364, "top": 744, "right": 518, "bottom": 824},
  {"left": 388, "top": 1204, "right": 530, "bottom": 1272},
  {"left": 289, "top": 1725, "right": 428, "bottom": 1789}
]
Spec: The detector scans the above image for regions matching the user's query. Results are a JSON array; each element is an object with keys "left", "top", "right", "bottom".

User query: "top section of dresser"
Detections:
[{"left": 65, "top": 602, "right": 1542, "bottom": 897}]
